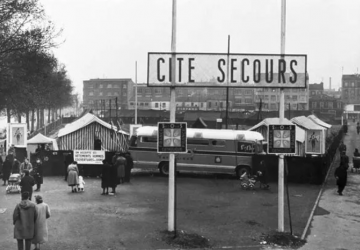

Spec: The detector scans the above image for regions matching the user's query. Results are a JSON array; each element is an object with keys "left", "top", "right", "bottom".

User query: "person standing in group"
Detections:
[
  {"left": 335, "top": 162, "right": 348, "bottom": 195},
  {"left": 20, "top": 170, "right": 35, "bottom": 201},
  {"left": 13, "top": 191, "right": 38, "bottom": 250},
  {"left": 33, "top": 158, "right": 43, "bottom": 192},
  {"left": 124, "top": 152, "right": 133, "bottom": 183},
  {"left": 20, "top": 158, "right": 33, "bottom": 177},
  {"left": 32, "top": 195, "right": 51, "bottom": 250},
  {"left": 114, "top": 154, "right": 126, "bottom": 185},
  {"left": 101, "top": 159, "right": 111, "bottom": 195},
  {"left": 67, "top": 161, "right": 79, "bottom": 193},
  {"left": 2, "top": 156, "right": 12, "bottom": 186}
]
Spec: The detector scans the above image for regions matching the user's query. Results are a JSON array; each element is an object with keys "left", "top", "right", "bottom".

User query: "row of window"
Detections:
[
  {"left": 343, "top": 81, "right": 360, "bottom": 87},
  {"left": 88, "top": 92, "right": 126, "bottom": 97},
  {"left": 311, "top": 101, "right": 341, "bottom": 109},
  {"left": 86, "top": 83, "right": 127, "bottom": 89},
  {"left": 256, "top": 95, "right": 306, "bottom": 102}
]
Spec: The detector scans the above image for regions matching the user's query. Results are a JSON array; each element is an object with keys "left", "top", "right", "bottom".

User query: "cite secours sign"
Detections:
[{"left": 148, "top": 53, "right": 307, "bottom": 88}]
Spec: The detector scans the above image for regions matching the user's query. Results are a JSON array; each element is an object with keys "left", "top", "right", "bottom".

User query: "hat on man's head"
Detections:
[
  {"left": 35, "top": 195, "right": 43, "bottom": 203},
  {"left": 21, "top": 192, "right": 29, "bottom": 200}
]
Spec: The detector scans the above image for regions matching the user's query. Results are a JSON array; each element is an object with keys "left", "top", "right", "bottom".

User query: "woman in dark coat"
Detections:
[
  {"left": 33, "top": 158, "right": 43, "bottom": 192},
  {"left": 335, "top": 163, "right": 348, "bottom": 195},
  {"left": 2, "top": 156, "right": 12, "bottom": 186},
  {"left": 101, "top": 160, "right": 111, "bottom": 195}
]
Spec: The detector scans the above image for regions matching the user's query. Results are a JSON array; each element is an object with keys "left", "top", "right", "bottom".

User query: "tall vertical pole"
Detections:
[
  {"left": 168, "top": 0, "right": 177, "bottom": 233},
  {"left": 115, "top": 97, "right": 118, "bottom": 124},
  {"left": 278, "top": 0, "right": 286, "bottom": 233},
  {"left": 225, "top": 35, "right": 230, "bottom": 129},
  {"left": 135, "top": 61, "right": 138, "bottom": 124},
  {"left": 109, "top": 99, "right": 112, "bottom": 120}
]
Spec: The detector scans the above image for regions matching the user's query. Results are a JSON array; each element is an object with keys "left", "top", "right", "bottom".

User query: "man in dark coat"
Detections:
[
  {"left": 340, "top": 151, "right": 349, "bottom": 171},
  {"left": 339, "top": 141, "right": 347, "bottom": 155},
  {"left": 33, "top": 158, "right": 43, "bottom": 192},
  {"left": 335, "top": 163, "right": 348, "bottom": 195},
  {"left": 20, "top": 170, "right": 35, "bottom": 201},
  {"left": 2, "top": 156, "right": 12, "bottom": 186},
  {"left": 123, "top": 152, "right": 133, "bottom": 183},
  {"left": 13, "top": 191, "right": 38, "bottom": 250},
  {"left": 101, "top": 160, "right": 111, "bottom": 195}
]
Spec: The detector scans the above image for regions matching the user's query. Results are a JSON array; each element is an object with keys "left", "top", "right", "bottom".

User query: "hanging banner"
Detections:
[
  {"left": 74, "top": 150, "right": 105, "bottom": 164},
  {"left": 148, "top": 52, "right": 307, "bottom": 88}
]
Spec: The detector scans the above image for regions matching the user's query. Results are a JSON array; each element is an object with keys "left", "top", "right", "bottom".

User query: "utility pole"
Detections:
[
  {"left": 225, "top": 35, "right": 230, "bottom": 129},
  {"left": 135, "top": 61, "right": 138, "bottom": 124}
]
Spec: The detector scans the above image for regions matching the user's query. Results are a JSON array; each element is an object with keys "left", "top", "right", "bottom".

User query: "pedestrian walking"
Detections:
[
  {"left": 13, "top": 191, "right": 38, "bottom": 250},
  {"left": 101, "top": 159, "right": 111, "bottom": 195},
  {"left": 20, "top": 158, "right": 33, "bottom": 177},
  {"left": 343, "top": 120, "right": 348, "bottom": 134},
  {"left": 339, "top": 141, "right": 347, "bottom": 155},
  {"left": 67, "top": 161, "right": 79, "bottom": 192},
  {"left": 2, "top": 156, "right": 12, "bottom": 186},
  {"left": 357, "top": 122, "right": 360, "bottom": 135},
  {"left": 340, "top": 151, "right": 349, "bottom": 170},
  {"left": 12, "top": 158, "right": 21, "bottom": 174},
  {"left": 32, "top": 195, "right": 51, "bottom": 250},
  {"left": 335, "top": 163, "right": 348, "bottom": 195},
  {"left": 20, "top": 170, "right": 35, "bottom": 201},
  {"left": 33, "top": 158, "right": 43, "bottom": 192},
  {"left": 124, "top": 152, "right": 133, "bottom": 183}
]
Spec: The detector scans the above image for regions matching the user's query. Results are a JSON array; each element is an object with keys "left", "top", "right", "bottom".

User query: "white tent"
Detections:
[
  {"left": 57, "top": 113, "right": 129, "bottom": 151},
  {"left": 27, "top": 133, "right": 59, "bottom": 158},
  {"left": 248, "top": 117, "right": 306, "bottom": 156},
  {"left": 307, "top": 115, "right": 332, "bottom": 129}
]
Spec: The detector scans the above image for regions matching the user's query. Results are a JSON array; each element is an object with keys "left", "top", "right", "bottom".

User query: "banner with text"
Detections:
[
  {"left": 74, "top": 150, "right": 105, "bottom": 165},
  {"left": 148, "top": 53, "right": 307, "bottom": 88}
]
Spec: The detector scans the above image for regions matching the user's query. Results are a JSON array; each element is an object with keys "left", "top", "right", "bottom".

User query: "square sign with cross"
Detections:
[
  {"left": 268, "top": 124, "right": 296, "bottom": 154},
  {"left": 158, "top": 122, "right": 187, "bottom": 153}
]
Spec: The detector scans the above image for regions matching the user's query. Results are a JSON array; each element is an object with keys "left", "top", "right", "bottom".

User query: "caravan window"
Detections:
[
  {"left": 141, "top": 137, "right": 157, "bottom": 143},
  {"left": 187, "top": 139, "right": 209, "bottom": 146},
  {"left": 211, "top": 140, "right": 225, "bottom": 147}
]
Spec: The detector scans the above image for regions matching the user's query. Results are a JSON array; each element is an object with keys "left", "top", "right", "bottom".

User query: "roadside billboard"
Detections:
[{"left": 148, "top": 53, "right": 307, "bottom": 88}]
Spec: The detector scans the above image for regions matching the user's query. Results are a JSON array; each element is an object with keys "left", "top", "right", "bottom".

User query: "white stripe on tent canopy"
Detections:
[
  {"left": 291, "top": 116, "right": 326, "bottom": 131},
  {"left": 307, "top": 115, "right": 332, "bottom": 129}
]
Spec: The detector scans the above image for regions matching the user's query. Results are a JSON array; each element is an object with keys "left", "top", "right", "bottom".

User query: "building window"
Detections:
[
  {"left": 328, "top": 102, "right": 333, "bottom": 109},
  {"left": 320, "top": 102, "right": 324, "bottom": 108},
  {"left": 123, "top": 84, "right": 127, "bottom": 89},
  {"left": 88, "top": 84, "right": 93, "bottom": 88},
  {"left": 337, "top": 102, "right": 342, "bottom": 109},
  {"left": 245, "top": 99, "right": 252, "bottom": 103},
  {"left": 99, "top": 84, "right": 103, "bottom": 88},
  {"left": 89, "top": 92, "right": 94, "bottom": 96},
  {"left": 155, "top": 103, "right": 159, "bottom": 108},
  {"left": 99, "top": 92, "right": 103, "bottom": 96},
  {"left": 312, "top": 102, "right": 317, "bottom": 108},
  {"left": 140, "top": 103, "right": 144, "bottom": 106},
  {"left": 155, "top": 89, "right": 162, "bottom": 94},
  {"left": 270, "top": 103, "right": 277, "bottom": 110},
  {"left": 107, "top": 92, "right": 112, "bottom": 96},
  {"left": 145, "top": 103, "right": 149, "bottom": 106},
  {"left": 113, "top": 84, "right": 119, "bottom": 88},
  {"left": 162, "top": 103, "right": 166, "bottom": 107},
  {"left": 201, "top": 103, "right": 204, "bottom": 108},
  {"left": 107, "top": 84, "right": 112, "bottom": 88},
  {"left": 271, "top": 95, "right": 276, "bottom": 101},
  {"left": 130, "top": 102, "right": 134, "bottom": 106},
  {"left": 292, "top": 95, "right": 297, "bottom": 101},
  {"left": 352, "top": 82, "right": 355, "bottom": 87},
  {"left": 208, "top": 102, "right": 212, "bottom": 108},
  {"left": 344, "top": 82, "right": 348, "bottom": 87}
]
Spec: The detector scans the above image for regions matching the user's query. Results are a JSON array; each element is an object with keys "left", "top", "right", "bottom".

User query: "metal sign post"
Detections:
[
  {"left": 279, "top": 0, "right": 286, "bottom": 232},
  {"left": 169, "top": 0, "right": 177, "bottom": 233}
]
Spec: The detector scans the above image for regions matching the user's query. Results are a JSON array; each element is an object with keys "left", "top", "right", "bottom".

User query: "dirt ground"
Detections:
[{"left": 0, "top": 172, "right": 320, "bottom": 250}]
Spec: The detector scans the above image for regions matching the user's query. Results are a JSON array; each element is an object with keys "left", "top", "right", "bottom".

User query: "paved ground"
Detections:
[
  {"left": 267, "top": 122, "right": 360, "bottom": 250},
  {"left": 0, "top": 169, "right": 321, "bottom": 250}
]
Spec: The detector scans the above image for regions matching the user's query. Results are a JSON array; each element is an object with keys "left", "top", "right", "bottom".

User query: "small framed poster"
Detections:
[
  {"left": 8, "top": 123, "right": 27, "bottom": 148},
  {"left": 305, "top": 130, "right": 323, "bottom": 154}
]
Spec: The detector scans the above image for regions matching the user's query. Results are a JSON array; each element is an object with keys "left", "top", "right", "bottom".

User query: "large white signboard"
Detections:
[
  {"left": 148, "top": 53, "right": 307, "bottom": 88},
  {"left": 74, "top": 150, "right": 105, "bottom": 165}
]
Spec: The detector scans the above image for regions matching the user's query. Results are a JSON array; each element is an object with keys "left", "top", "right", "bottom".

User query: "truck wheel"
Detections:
[
  {"left": 159, "top": 163, "right": 169, "bottom": 176},
  {"left": 236, "top": 166, "right": 250, "bottom": 178}
]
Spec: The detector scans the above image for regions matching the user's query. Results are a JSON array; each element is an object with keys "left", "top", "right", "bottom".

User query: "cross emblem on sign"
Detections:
[
  {"left": 163, "top": 128, "right": 181, "bottom": 147},
  {"left": 274, "top": 130, "right": 290, "bottom": 148}
]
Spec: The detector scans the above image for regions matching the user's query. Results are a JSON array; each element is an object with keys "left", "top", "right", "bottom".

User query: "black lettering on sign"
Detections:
[
  {"left": 241, "top": 59, "right": 249, "bottom": 83},
  {"left": 290, "top": 60, "right": 297, "bottom": 83},
  {"left": 157, "top": 58, "right": 165, "bottom": 82},
  {"left": 217, "top": 59, "right": 226, "bottom": 83},
  {"left": 231, "top": 58, "right": 237, "bottom": 83},
  {"left": 188, "top": 58, "right": 195, "bottom": 83},
  {"left": 253, "top": 59, "right": 261, "bottom": 83},
  {"left": 265, "top": 59, "right": 273, "bottom": 83},
  {"left": 168, "top": 57, "right": 172, "bottom": 82},
  {"left": 238, "top": 142, "right": 254, "bottom": 152},
  {"left": 278, "top": 59, "right": 286, "bottom": 83},
  {"left": 177, "top": 58, "right": 183, "bottom": 82}
]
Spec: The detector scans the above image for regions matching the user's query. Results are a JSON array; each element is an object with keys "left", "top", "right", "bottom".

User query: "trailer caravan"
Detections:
[{"left": 129, "top": 126, "right": 264, "bottom": 177}]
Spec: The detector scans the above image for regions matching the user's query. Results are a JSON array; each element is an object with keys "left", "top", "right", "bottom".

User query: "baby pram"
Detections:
[
  {"left": 352, "top": 157, "right": 360, "bottom": 173},
  {"left": 240, "top": 171, "right": 270, "bottom": 190},
  {"left": 6, "top": 173, "right": 21, "bottom": 194}
]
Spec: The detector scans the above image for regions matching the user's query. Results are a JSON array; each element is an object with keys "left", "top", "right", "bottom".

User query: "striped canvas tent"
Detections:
[{"left": 57, "top": 113, "right": 129, "bottom": 151}]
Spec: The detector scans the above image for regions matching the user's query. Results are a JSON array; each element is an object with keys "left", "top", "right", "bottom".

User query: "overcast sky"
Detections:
[{"left": 40, "top": 0, "right": 360, "bottom": 98}]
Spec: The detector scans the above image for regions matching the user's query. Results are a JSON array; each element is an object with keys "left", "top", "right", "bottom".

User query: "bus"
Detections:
[{"left": 129, "top": 126, "right": 265, "bottom": 177}]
